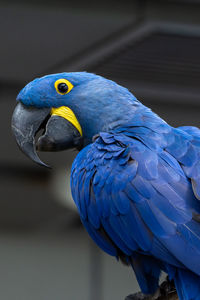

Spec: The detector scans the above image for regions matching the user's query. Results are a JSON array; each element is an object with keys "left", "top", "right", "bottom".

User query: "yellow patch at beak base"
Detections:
[{"left": 51, "top": 106, "right": 82, "bottom": 136}]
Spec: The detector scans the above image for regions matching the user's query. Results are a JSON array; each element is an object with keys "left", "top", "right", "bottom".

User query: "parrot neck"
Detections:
[
  {"left": 105, "top": 104, "right": 168, "bottom": 134},
  {"left": 82, "top": 102, "right": 169, "bottom": 147},
  {"left": 105, "top": 104, "right": 171, "bottom": 151}
]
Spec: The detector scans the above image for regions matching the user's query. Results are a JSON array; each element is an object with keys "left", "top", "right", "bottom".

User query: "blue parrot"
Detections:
[{"left": 11, "top": 72, "right": 200, "bottom": 300}]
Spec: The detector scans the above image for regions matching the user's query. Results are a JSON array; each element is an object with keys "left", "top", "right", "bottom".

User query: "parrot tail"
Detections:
[{"left": 168, "top": 267, "right": 200, "bottom": 300}]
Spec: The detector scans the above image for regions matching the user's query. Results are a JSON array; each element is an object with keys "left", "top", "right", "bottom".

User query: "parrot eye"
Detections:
[
  {"left": 58, "top": 83, "right": 68, "bottom": 93},
  {"left": 54, "top": 79, "right": 74, "bottom": 95}
]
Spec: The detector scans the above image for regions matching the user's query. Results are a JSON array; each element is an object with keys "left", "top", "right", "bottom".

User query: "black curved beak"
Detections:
[{"left": 12, "top": 102, "right": 83, "bottom": 167}]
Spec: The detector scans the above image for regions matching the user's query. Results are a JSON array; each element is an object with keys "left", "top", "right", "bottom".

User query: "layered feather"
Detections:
[{"left": 71, "top": 116, "right": 200, "bottom": 297}]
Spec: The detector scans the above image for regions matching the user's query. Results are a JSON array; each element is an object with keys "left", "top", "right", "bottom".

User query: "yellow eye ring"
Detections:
[{"left": 54, "top": 79, "right": 74, "bottom": 95}]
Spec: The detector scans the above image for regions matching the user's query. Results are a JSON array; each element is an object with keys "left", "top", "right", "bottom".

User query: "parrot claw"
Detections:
[
  {"left": 159, "top": 278, "right": 177, "bottom": 299},
  {"left": 125, "top": 278, "right": 177, "bottom": 300},
  {"left": 125, "top": 290, "right": 160, "bottom": 300},
  {"left": 125, "top": 291, "right": 149, "bottom": 300}
]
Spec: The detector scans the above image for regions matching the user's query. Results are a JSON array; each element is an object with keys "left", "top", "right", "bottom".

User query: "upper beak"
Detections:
[{"left": 11, "top": 102, "right": 83, "bottom": 167}]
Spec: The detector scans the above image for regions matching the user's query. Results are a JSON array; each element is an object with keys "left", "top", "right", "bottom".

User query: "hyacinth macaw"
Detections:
[{"left": 11, "top": 72, "right": 200, "bottom": 300}]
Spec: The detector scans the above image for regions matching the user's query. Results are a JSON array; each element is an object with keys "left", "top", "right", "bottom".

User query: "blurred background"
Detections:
[{"left": 1, "top": 0, "right": 200, "bottom": 299}]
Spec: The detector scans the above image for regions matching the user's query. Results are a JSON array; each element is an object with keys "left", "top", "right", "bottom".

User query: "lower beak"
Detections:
[
  {"left": 11, "top": 103, "right": 82, "bottom": 167},
  {"left": 36, "top": 115, "right": 83, "bottom": 152}
]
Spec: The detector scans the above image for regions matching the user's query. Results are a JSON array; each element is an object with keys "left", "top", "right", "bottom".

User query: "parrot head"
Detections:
[{"left": 12, "top": 72, "right": 139, "bottom": 167}]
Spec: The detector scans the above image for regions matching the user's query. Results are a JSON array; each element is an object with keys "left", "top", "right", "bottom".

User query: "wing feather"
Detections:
[{"left": 71, "top": 131, "right": 200, "bottom": 275}]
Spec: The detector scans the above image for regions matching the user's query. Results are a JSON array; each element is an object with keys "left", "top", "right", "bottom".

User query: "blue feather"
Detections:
[
  {"left": 171, "top": 268, "right": 200, "bottom": 300},
  {"left": 101, "top": 218, "right": 132, "bottom": 255},
  {"left": 119, "top": 203, "right": 153, "bottom": 251},
  {"left": 81, "top": 218, "right": 117, "bottom": 256},
  {"left": 130, "top": 254, "right": 161, "bottom": 295},
  {"left": 109, "top": 214, "right": 138, "bottom": 251},
  {"left": 136, "top": 200, "right": 177, "bottom": 237}
]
